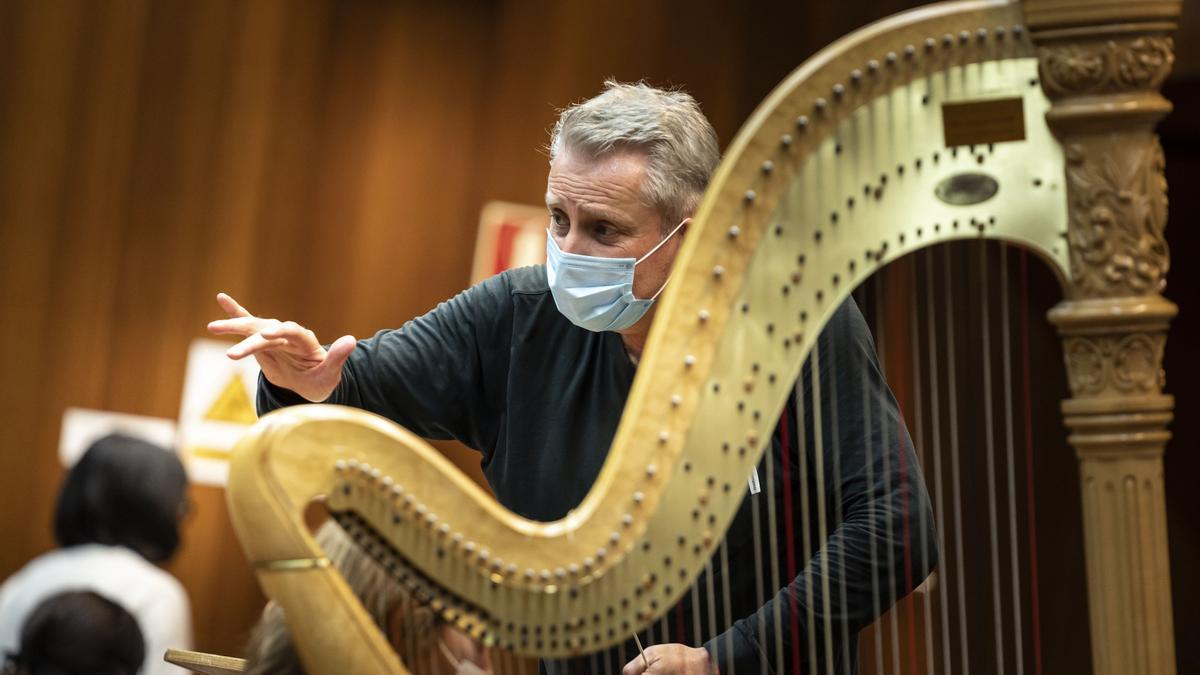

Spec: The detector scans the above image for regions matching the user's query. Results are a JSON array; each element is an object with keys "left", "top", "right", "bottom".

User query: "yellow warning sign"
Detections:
[{"left": 203, "top": 374, "right": 257, "bottom": 426}]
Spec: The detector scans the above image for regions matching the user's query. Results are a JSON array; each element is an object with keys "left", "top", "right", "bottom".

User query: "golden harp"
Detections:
[{"left": 225, "top": 1, "right": 1180, "bottom": 673}]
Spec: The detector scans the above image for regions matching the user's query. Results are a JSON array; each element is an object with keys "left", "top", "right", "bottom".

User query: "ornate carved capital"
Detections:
[
  {"left": 1062, "top": 331, "right": 1165, "bottom": 398},
  {"left": 1062, "top": 135, "right": 1169, "bottom": 298},
  {"left": 1038, "top": 36, "right": 1174, "bottom": 98}
]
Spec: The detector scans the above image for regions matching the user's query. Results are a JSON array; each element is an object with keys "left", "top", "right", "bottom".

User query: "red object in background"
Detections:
[{"left": 493, "top": 222, "right": 521, "bottom": 277}]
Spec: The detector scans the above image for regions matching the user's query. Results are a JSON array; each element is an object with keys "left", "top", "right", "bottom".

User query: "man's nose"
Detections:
[{"left": 558, "top": 230, "right": 590, "bottom": 256}]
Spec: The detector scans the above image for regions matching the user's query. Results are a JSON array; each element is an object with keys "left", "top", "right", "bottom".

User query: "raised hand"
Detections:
[{"left": 206, "top": 293, "right": 357, "bottom": 403}]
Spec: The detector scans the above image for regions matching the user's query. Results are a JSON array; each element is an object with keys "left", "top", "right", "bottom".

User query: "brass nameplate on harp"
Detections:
[{"left": 941, "top": 97, "right": 1025, "bottom": 147}]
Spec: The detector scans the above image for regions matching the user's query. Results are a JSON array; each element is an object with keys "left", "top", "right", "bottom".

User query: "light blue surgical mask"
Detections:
[{"left": 545, "top": 219, "right": 687, "bottom": 332}]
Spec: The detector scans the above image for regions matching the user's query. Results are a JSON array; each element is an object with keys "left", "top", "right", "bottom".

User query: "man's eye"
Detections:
[
  {"left": 549, "top": 213, "right": 568, "bottom": 230},
  {"left": 593, "top": 223, "right": 614, "bottom": 238}
]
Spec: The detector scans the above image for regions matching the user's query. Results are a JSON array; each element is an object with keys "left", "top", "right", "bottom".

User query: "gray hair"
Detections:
[{"left": 549, "top": 80, "right": 720, "bottom": 232}]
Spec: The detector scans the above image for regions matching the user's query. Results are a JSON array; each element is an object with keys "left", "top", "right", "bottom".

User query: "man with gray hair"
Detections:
[{"left": 210, "top": 80, "right": 933, "bottom": 675}]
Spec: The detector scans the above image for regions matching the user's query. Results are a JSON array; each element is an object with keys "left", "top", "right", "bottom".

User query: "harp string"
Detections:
[
  {"left": 824, "top": 313, "right": 853, "bottom": 675},
  {"left": 908, "top": 253, "right": 935, "bottom": 675},
  {"left": 1000, "top": 244, "right": 1027, "bottom": 675},
  {"left": 809, "top": 342, "right": 836, "bottom": 675},
  {"left": 875, "top": 272, "right": 901, "bottom": 675},
  {"left": 925, "top": 248, "right": 953, "bottom": 675},
  {"left": 795, "top": 373, "right": 818, "bottom": 675},
  {"left": 719, "top": 537, "right": 736, "bottom": 675},
  {"left": 769, "top": 376, "right": 794, "bottom": 675},
  {"left": 860, "top": 282, "right": 885, "bottom": 675},
  {"left": 878, "top": 275, "right": 897, "bottom": 675},
  {"left": 1018, "top": 249, "right": 1045, "bottom": 675},
  {"left": 980, "top": 242, "right": 1007, "bottom": 674},
  {"left": 944, "top": 247, "right": 970, "bottom": 674},
  {"left": 659, "top": 599, "right": 670, "bottom": 650},
  {"left": 749, "top": 461, "right": 769, "bottom": 675}
]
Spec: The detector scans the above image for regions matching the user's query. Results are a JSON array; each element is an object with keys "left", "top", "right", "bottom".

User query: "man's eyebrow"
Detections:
[{"left": 543, "top": 195, "right": 628, "bottom": 226}]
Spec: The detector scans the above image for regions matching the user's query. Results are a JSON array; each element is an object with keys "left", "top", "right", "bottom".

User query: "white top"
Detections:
[{"left": 0, "top": 544, "right": 192, "bottom": 675}]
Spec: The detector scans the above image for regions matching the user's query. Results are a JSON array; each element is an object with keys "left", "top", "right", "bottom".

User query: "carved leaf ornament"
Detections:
[
  {"left": 1040, "top": 37, "right": 1174, "bottom": 96},
  {"left": 1064, "top": 139, "right": 1168, "bottom": 297},
  {"left": 1064, "top": 333, "right": 1165, "bottom": 397}
]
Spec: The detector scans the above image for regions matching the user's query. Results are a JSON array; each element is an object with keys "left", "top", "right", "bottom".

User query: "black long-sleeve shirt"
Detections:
[{"left": 258, "top": 265, "right": 937, "bottom": 674}]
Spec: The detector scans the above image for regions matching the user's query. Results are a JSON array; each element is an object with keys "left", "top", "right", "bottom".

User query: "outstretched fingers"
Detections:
[
  {"left": 208, "top": 316, "right": 273, "bottom": 337},
  {"left": 216, "top": 292, "right": 252, "bottom": 318},
  {"left": 227, "top": 332, "right": 289, "bottom": 360}
]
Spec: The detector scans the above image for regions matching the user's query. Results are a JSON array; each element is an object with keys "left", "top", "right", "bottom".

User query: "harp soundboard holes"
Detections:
[
  {"left": 925, "top": 38, "right": 935, "bottom": 52},
  {"left": 796, "top": 115, "right": 809, "bottom": 131},
  {"left": 780, "top": 133, "right": 793, "bottom": 149}
]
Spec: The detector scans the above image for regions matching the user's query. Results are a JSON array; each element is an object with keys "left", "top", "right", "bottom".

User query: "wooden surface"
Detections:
[{"left": 164, "top": 648, "right": 246, "bottom": 675}]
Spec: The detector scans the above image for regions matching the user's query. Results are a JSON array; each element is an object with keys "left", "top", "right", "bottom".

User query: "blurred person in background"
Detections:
[
  {"left": 245, "top": 519, "right": 489, "bottom": 675},
  {"left": 0, "top": 434, "right": 193, "bottom": 675},
  {"left": 3, "top": 590, "right": 144, "bottom": 675}
]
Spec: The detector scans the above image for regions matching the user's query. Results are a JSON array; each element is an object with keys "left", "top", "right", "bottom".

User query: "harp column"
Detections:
[{"left": 1027, "top": 1, "right": 1181, "bottom": 673}]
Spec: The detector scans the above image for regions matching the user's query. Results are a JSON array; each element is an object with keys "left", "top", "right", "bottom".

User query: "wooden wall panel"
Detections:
[{"left": 4, "top": 1, "right": 1194, "bottom": 669}]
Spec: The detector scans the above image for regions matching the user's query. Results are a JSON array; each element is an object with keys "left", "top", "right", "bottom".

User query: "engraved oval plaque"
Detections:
[{"left": 935, "top": 172, "right": 999, "bottom": 206}]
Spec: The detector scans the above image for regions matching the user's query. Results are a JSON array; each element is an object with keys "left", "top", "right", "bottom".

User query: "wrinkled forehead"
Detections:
[{"left": 545, "top": 149, "right": 655, "bottom": 217}]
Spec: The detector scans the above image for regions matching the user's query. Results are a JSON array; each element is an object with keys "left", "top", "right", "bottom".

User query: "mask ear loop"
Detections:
[
  {"left": 635, "top": 217, "right": 689, "bottom": 265},
  {"left": 640, "top": 218, "right": 690, "bottom": 301}
]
